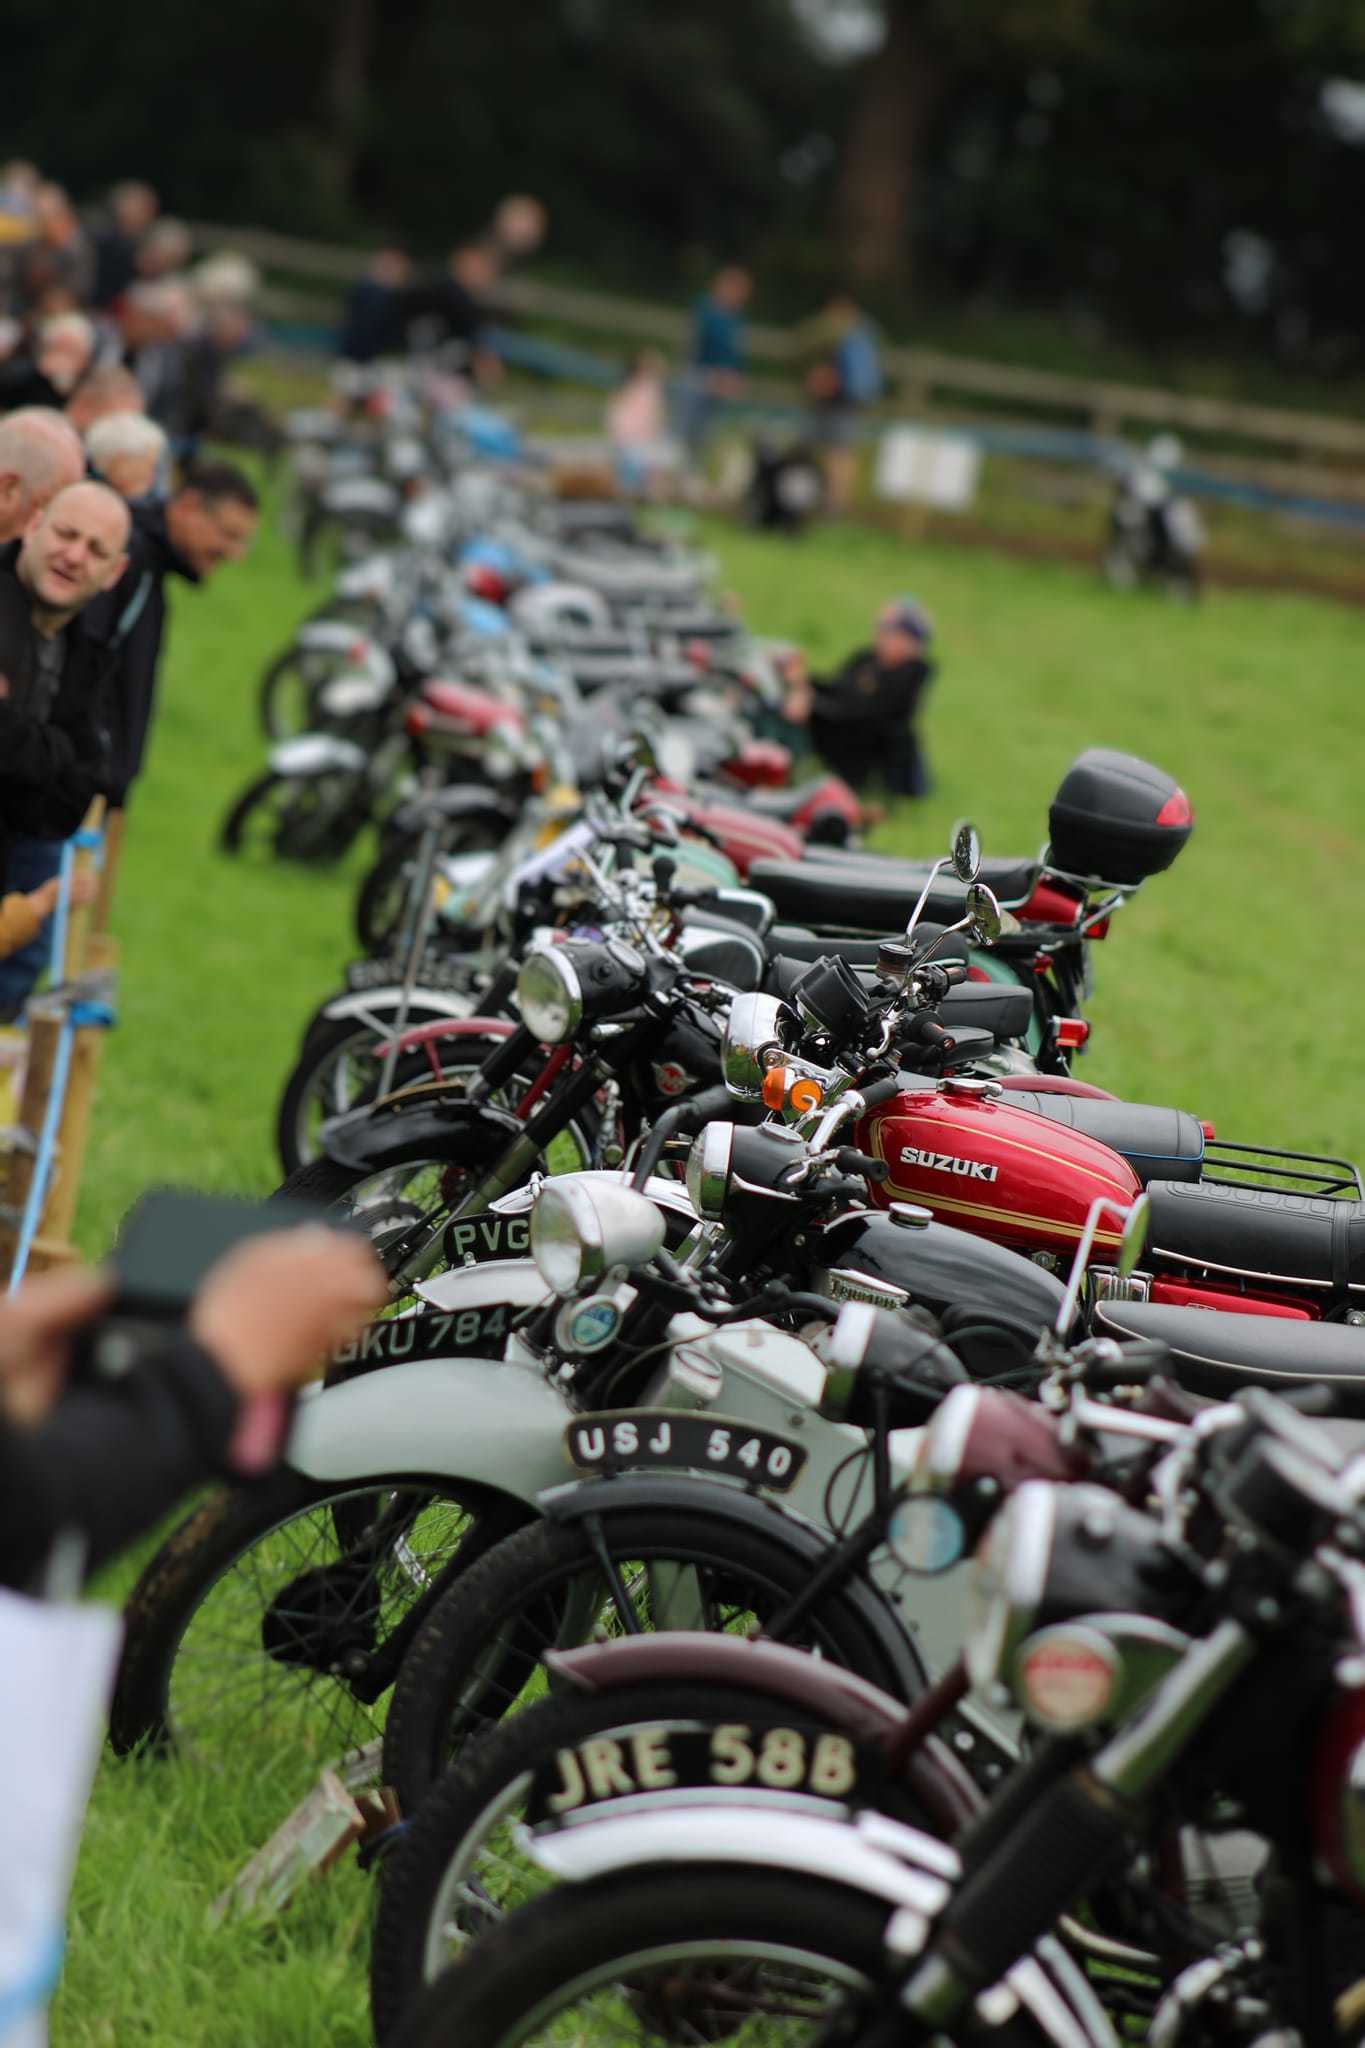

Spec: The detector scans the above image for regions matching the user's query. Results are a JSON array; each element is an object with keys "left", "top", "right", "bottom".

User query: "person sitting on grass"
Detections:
[{"left": 780, "top": 595, "right": 937, "bottom": 799}]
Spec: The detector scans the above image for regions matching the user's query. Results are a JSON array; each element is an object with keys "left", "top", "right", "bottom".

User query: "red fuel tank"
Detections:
[{"left": 856, "top": 1081, "right": 1141, "bottom": 1259}]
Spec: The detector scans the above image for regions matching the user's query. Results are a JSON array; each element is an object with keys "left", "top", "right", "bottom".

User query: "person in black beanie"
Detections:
[{"left": 785, "top": 596, "right": 936, "bottom": 798}]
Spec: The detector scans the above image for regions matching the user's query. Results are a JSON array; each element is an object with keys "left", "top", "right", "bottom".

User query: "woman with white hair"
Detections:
[{"left": 84, "top": 411, "right": 167, "bottom": 501}]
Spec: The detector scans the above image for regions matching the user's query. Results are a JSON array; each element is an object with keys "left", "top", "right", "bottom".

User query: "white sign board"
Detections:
[{"left": 875, "top": 428, "right": 981, "bottom": 510}]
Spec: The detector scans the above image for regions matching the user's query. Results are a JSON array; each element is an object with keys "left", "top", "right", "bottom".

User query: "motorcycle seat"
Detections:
[
  {"left": 797, "top": 848, "right": 1040, "bottom": 909},
  {"left": 750, "top": 859, "right": 985, "bottom": 933},
  {"left": 746, "top": 786, "right": 822, "bottom": 822},
  {"left": 1143, "top": 1178, "right": 1365, "bottom": 1298},
  {"left": 766, "top": 923, "right": 969, "bottom": 971},
  {"left": 1093, "top": 1300, "right": 1365, "bottom": 1413},
  {"left": 1007, "top": 1094, "right": 1205, "bottom": 1186}
]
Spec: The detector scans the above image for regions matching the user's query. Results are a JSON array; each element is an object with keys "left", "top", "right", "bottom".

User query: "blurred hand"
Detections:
[
  {"left": 30, "top": 870, "right": 98, "bottom": 920},
  {"left": 0, "top": 1265, "right": 113, "bottom": 1424},
  {"left": 190, "top": 1226, "right": 387, "bottom": 1401}
]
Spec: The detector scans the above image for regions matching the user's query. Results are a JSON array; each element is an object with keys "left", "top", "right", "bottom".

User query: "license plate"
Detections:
[
  {"left": 563, "top": 1410, "right": 806, "bottom": 1492},
  {"left": 528, "top": 1720, "right": 875, "bottom": 1825},
  {"left": 327, "top": 1302, "right": 516, "bottom": 1384},
  {"left": 442, "top": 1211, "right": 531, "bottom": 1267}
]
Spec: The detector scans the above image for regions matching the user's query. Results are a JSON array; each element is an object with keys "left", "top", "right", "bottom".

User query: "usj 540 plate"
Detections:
[
  {"left": 327, "top": 1303, "right": 516, "bottom": 1384},
  {"left": 563, "top": 1410, "right": 807, "bottom": 1491}
]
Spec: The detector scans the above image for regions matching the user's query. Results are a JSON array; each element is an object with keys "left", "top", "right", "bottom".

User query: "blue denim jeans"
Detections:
[{"left": 0, "top": 837, "right": 63, "bottom": 1020}]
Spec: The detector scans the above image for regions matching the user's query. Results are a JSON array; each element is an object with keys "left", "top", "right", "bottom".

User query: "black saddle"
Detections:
[
  {"left": 1008, "top": 1094, "right": 1205, "bottom": 1186},
  {"left": 1094, "top": 1299, "right": 1365, "bottom": 1414},
  {"left": 1144, "top": 1178, "right": 1365, "bottom": 1301},
  {"left": 765, "top": 923, "right": 969, "bottom": 971},
  {"left": 750, "top": 859, "right": 993, "bottom": 934},
  {"left": 796, "top": 848, "right": 1040, "bottom": 909}
]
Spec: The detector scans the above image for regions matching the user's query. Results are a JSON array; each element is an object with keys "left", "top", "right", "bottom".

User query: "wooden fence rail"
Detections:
[{"left": 192, "top": 217, "right": 1365, "bottom": 469}]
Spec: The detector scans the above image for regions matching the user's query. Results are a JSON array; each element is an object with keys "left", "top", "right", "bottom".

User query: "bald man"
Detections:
[
  {"left": 0, "top": 407, "right": 84, "bottom": 542},
  {"left": 0, "top": 481, "right": 128, "bottom": 1014}
]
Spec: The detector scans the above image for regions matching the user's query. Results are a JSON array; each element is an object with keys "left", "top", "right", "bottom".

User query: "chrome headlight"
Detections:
[
  {"left": 530, "top": 1178, "right": 667, "bottom": 1295},
  {"left": 963, "top": 1479, "right": 1057, "bottom": 1691},
  {"left": 517, "top": 948, "right": 583, "bottom": 1045},
  {"left": 721, "top": 992, "right": 794, "bottom": 1099},
  {"left": 685, "top": 1124, "right": 734, "bottom": 1220}
]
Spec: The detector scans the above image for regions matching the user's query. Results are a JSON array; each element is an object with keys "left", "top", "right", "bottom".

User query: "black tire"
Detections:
[
  {"left": 219, "top": 768, "right": 367, "bottom": 863},
  {"left": 355, "top": 814, "right": 507, "bottom": 957},
  {"left": 389, "top": 1865, "right": 1018, "bottom": 2048},
  {"left": 257, "top": 645, "right": 344, "bottom": 740},
  {"left": 382, "top": 1506, "right": 909, "bottom": 1817},
  {"left": 274, "top": 1020, "right": 496, "bottom": 1177},
  {"left": 110, "top": 1469, "right": 523, "bottom": 1813},
  {"left": 372, "top": 1679, "right": 929, "bottom": 2040}
]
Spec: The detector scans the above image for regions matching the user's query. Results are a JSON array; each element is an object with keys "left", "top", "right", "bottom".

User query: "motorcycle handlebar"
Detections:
[{"left": 834, "top": 1147, "right": 890, "bottom": 1184}]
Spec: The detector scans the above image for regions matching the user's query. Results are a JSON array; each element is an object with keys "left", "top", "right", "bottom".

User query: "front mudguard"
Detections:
[
  {"left": 318, "top": 1095, "right": 522, "bottom": 1174},
  {"left": 287, "top": 1354, "right": 574, "bottom": 1499},
  {"left": 528, "top": 1810, "right": 1103, "bottom": 2048},
  {"left": 542, "top": 1632, "right": 979, "bottom": 1835}
]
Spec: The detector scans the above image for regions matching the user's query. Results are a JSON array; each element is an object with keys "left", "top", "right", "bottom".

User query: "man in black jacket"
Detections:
[
  {"left": 85, "top": 460, "right": 259, "bottom": 805},
  {"left": 0, "top": 480, "right": 129, "bottom": 1015}
]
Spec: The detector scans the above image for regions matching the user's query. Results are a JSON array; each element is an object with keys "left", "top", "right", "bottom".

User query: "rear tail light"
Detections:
[
  {"left": 1016, "top": 1628, "right": 1117, "bottom": 1730},
  {"left": 1087, "top": 916, "right": 1111, "bottom": 941},
  {"left": 1156, "top": 790, "right": 1193, "bottom": 827},
  {"left": 1200, "top": 1120, "right": 1216, "bottom": 1140},
  {"left": 1054, "top": 1018, "right": 1089, "bottom": 1052}
]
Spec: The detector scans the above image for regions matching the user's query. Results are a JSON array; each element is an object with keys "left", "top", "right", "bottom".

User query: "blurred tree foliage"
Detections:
[{"left": 5, "top": 0, "right": 1365, "bottom": 367}]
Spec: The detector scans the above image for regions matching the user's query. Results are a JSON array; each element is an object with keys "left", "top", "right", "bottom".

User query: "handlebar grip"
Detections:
[
  {"left": 834, "top": 1148, "right": 890, "bottom": 1183},
  {"left": 1087, "top": 1337, "right": 1171, "bottom": 1385},
  {"left": 916, "top": 1017, "right": 956, "bottom": 1050},
  {"left": 939, "top": 960, "right": 969, "bottom": 986},
  {"left": 857, "top": 1074, "right": 902, "bottom": 1109}
]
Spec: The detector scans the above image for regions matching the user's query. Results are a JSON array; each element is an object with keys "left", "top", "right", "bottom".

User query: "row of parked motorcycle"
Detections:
[{"left": 124, "top": 367, "right": 1365, "bottom": 2045}]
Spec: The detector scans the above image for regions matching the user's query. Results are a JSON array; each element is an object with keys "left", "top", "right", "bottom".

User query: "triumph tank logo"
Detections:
[{"left": 899, "top": 1146, "right": 999, "bottom": 1184}]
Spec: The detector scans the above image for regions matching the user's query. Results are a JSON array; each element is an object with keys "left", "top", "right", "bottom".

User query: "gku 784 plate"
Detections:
[
  {"left": 563, "top": 1410, "right": 807, "bottom": 1491},
  {"left": 327, "top": 1303, "right": 516, "bottom": 1385}
]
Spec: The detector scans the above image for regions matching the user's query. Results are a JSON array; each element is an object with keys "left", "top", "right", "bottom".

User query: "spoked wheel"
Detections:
[
  {"left": 356, "top": 819, "right": 507, "bottom": 957},
  {"left": 258, "top": 645, "right": 351, "bottom": 739},
  {"left": 386, "top": 1867, "right": 899, "bottom": 2048},
  {"left": 381, "top": 1506, "right": 911, "bottom": 1816},
  {"left": 274, "top": 1026, "right": 492, "bottom": 1177},
  {"left": 219, "top": 769, "right": 369, "bottom": 863},
  {"left": 110, "top": 1473, "right": 523, "bottom": 1823},
  {"left": 370, "top": 1680, "right": 932, "bottom": 2039}
]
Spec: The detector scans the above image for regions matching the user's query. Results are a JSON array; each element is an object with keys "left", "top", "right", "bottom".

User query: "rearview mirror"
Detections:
[
  {"left": 951, "top": 821, "right": 981, "bottom": 883},
  {"left": 964, "top": 883, "right": 1001, "bottom": 945},
  {"left": 1117, "top": 1192, "right": 1150, "bottom": 1281}
]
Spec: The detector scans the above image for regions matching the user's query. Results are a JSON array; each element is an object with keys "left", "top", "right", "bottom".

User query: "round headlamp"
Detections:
[
  {"left": 517, "top": 947, "right": 583, "bottom": 1046},
  {"left": 685, "top": 1124, "right": 734, "bottom": 1221},
  {"left": 721, "top": 992, "right": 794, "bottom": 1100},
  {"left": 530, "top": 1178, "right": 667, "bottom": 1295}
]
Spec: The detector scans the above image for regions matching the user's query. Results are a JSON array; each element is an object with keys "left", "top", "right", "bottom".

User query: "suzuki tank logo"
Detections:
[{"left": 899, "top": 1146, "right": 999, "bottom": 1184}]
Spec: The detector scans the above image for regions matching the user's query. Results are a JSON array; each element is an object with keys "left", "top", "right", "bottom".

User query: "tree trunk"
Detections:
[
  {"left": 317, "top": 0, "right": 373, "bottom": 209},
  {"left": 834, "top": 0, "right": 940, "bottom": 292}
]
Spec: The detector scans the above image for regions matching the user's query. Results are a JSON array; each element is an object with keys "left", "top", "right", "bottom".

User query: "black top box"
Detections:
[{"left": 1047, "top": 748, "right": 1193, "bottom": 887}]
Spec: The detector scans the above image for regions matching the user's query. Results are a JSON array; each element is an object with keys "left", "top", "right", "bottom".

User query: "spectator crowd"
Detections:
[{"left": 0, "top": 161, "right": 264, "bottom": 1013}]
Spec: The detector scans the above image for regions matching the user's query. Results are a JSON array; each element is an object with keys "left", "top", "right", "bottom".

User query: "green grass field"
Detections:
[{"left": 49, "top": 487, "right": 1365, "bottom": 2044}]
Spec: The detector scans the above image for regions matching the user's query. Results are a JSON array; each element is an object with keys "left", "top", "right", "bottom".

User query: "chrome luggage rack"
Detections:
[{"left": 1200, "top": 1137, "right": 1363, "bottom": 1201}]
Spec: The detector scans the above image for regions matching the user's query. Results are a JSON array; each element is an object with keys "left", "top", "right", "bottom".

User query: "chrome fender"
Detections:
[
  {"left": 288, "top": 1355, "right": 573, "bottom": 1499},
  {"left": 269, "top": 733, "right": 367, "bottom": 778},
  {"left": 294, "top": 620, "right": 372, "bottom": 657},
  {"left": 531, "top": 1806, "right": 957, "bottom": 1935},
  {"left": 318, "top": 986, "right": 475, "bottom": 1028},
  {"left": 415, "top": 1256, "right": 550, "bottom": 1314}
]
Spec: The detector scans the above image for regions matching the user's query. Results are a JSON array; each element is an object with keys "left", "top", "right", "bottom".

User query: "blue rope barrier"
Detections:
[{"left": 7, "top": 823, "right": 112, "bottom": 1293}]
